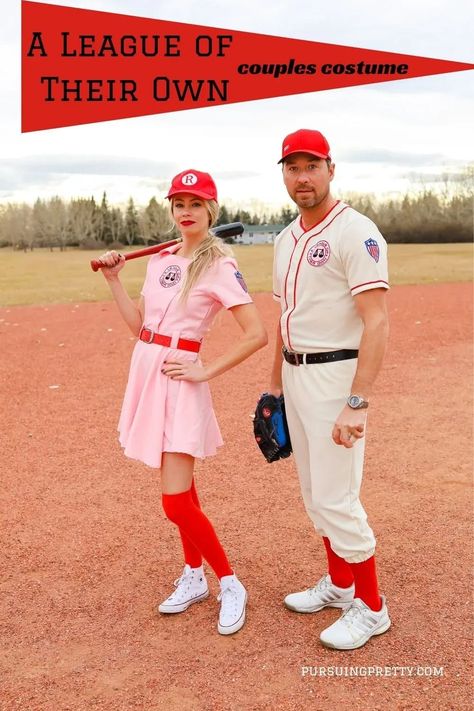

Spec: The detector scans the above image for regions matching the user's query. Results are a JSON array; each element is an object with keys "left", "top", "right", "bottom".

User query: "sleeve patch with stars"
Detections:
[
  {"left": 364, "top": 238, "right": 380, "bottom": 262},
  {"left": 234, "top": 270, "right": 248, "bottom": 292}
]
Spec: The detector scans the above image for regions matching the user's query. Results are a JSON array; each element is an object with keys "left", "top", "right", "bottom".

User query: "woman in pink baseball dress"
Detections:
[{"left": 98, "top": 169, "right": 267, "bottom": 635}]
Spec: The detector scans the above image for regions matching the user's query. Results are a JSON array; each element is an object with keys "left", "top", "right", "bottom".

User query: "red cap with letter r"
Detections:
[
  {"left": 166, "top": 169, "right": 218, "bottom": 201},
  {"left": 278, "top": 129, "right": 331, "bottom": 163}
]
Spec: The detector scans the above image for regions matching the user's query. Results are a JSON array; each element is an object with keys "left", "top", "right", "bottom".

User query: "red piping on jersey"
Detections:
[
  {"left": 280, "top": 221, "right": 302, "bottom": 308},
  {"left": 282, "top": 204, "right": 342, "bottom": 311},
  {"left": 282, "top": 237, "right": 301, "bottom": 311},
  {"left": 298, "top": 201, "right": 340, "bottom": 234},
  {"left": 350, "top": 279, "right": 389, "bottom": 292},
  {"left": 284, "top": 204, "right": 350, "bottom": 351},
  {"left": 273, "top": 292, "right": 281, "bottom": 298}
]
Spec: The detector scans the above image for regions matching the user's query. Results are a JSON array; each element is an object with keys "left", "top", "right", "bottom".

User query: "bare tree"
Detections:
[
  {"left": 68, "top": 198, "right": 98, "bottom": 246},
  {"left": 48, "top": 197, "right": 69, "bottom": 250},
  {"left": 139, "top": 197, "right": 170, "bottom": 244},
  {"left": 109, "top": 206, "right": 124, "bottom": 244},
  {"left": 1, "top": 204, "right": 34, "bottom": 250},
  {"left": 124, "top": 197, "right": 140, "bottom": 246}
]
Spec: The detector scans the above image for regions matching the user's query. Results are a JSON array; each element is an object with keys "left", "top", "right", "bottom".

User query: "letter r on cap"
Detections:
[{"left": 182, "top": 173, "right": 198, "bottom": 185}]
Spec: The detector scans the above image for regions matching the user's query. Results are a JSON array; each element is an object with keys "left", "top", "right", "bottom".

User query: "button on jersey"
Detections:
[{"left": 273, "top": 202, "right": 389, "bottom": 352}]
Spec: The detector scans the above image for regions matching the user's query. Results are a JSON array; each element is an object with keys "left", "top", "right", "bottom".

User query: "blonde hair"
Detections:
[{"left": 168, "top": 198, "right": 234, "bottom": 302}]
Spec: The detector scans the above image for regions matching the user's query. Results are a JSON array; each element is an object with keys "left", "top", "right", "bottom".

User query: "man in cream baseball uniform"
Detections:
[{"left": 270, "top": 129, "right": 391, "bottom": 650}]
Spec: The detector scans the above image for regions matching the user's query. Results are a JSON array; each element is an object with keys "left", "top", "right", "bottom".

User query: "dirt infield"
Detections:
[{"left": 1, "top": 284, "right": 472, "bottom": 711}]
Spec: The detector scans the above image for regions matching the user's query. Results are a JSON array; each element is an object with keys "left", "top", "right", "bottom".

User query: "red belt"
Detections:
[{"left": 139, "top": 327, "right": 201, "bottom": 353}]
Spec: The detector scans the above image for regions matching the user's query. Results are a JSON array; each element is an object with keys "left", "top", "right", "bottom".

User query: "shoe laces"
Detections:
[
  {"left": 340, "top": 599, "right": 366, "bottom": 625},
  {"left": 308, "top": 575, "right": 331, "bottom": 596},
  {"left": 173, "top": 570, "right": 191, "bottom": 589},
  {"left": 168, "top": 569, "right": 194, "bottom": 600},
  {"left": 217, "top": 582, "right": 239, "bottom": 613}
]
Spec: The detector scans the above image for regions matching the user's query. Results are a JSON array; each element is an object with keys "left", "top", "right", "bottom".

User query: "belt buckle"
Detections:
[
  {"left": 283, "top": 346, "right": 299, "bottom": 366},
  {"left": 141, "top": 327, "right": 155, "bottom": 344}
]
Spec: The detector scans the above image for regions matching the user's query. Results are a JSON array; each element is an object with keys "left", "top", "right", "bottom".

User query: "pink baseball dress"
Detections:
[{"left": 118, "top": 243, "right": 253, "bottom": 468}]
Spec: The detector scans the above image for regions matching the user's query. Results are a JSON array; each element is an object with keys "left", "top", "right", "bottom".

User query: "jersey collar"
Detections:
[
  {"left": 292, "top": 200, "right": 342, "bottom": 241},
  {"left": 158, "top": 241, "right": 183, "bottom": 256}
]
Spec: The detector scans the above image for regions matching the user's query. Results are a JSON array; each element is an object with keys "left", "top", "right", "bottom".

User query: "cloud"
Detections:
[
  {"left": 0, "top": 155, "right": 259, "bottom": 191},
  {"left": 80, "top": 0, "right": 474, "bottom": 65},
  {"left": 0, "top": 155, "right": 178, "bottom": 191},
  {"left": 213, "top": 170, "right": 259, "bottom": 180},
  {"left": 403, "top": 169, "right": 473, "bottom": 183},
  {"left": 2, "top": 154, "right": 175, "bottom": 177},
  {"left": 339, "top": 149, "right": 459, "bottom": 166}
]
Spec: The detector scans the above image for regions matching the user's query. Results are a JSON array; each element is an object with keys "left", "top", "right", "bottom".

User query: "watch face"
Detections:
[{"left": 348, "top": 395, "right": 368, "bottom": 409}]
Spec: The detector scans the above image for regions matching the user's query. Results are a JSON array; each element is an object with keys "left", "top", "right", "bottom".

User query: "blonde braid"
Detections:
[
  {"left": 168, "top": 198, "right": 234, "bottom": 302},
  {"left": 180, "top": 231, "right": 233, "bottom": 302}
]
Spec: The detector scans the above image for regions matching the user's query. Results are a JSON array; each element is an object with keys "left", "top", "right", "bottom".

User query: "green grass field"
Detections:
[{"left": 0, "top": 243, "right": 472, "bottom": 307}]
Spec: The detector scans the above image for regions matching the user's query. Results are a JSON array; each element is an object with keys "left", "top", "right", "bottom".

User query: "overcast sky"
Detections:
[{"left": 1, "top": 0, "right": 473, "bottom": 210}]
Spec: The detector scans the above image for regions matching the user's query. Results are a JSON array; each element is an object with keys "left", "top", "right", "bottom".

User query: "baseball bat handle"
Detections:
[
  {"left": 90, "top": 239, "right": 180, "bottom": 271},
  {"left": 90, "top": 222, "right": 244, "bottom": 272}
]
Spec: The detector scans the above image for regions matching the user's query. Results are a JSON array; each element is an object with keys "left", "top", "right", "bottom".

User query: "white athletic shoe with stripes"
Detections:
[
  {"left": 158, "top": 564, "right": 209, "bottom": 614},
  {"left": 320, "top": 595, "right": 391, "bottom": 650},
  {"left": 284, "top": 574, "right": 354, "bottom": 613}
]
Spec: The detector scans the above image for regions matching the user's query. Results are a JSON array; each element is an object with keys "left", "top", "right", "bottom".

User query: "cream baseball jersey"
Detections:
[{"left": 273, "top": 202, "right": 389, "bottom": 352}]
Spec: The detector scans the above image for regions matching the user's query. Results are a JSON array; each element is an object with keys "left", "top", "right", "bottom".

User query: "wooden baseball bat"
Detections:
[{"left": 90, "top": 222, "right": 244, "bottom": 272}]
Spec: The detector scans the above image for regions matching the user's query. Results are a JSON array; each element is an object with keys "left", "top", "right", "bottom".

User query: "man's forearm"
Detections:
[
  {"left": 106, "top": 277, "right": 143, "bottom": 336},
  {"left": 270, "top": 321, "right": 284, "bottom": 391},
  {"left": 351, "top": 317, "right": 389, "bottom": 399}
]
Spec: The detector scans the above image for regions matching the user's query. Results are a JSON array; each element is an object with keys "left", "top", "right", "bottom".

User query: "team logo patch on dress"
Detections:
[
  {"left": 234, "top": 270, "right": 248, "bottom": 292},
  {"left": 159, "top": 265, "right": 181, "bottom": 288},
  {"left": 365, "top": 238, "right": 380, "bottom": 263},
  {"left": 307, "top": 240, "right": 330, "bottom": 267}
]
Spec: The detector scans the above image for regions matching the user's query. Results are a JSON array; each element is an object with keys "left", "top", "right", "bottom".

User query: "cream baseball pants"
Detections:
[{"left": 282, "top": 357, "right": 376, "bottom": 563}]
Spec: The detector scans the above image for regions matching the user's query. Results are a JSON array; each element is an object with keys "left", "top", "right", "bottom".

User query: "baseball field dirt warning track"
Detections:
[{"left": 1, "top": 284, "right": 472, "bottom": 711}]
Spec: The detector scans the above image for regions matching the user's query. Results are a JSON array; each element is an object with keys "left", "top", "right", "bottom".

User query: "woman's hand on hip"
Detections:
[{"left": 161, "top": 359, "right": 209, "bottom": 382}]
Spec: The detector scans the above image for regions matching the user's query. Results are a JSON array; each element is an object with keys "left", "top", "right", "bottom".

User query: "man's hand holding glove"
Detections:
[{"left": 253, "top": 393, "right": 292, "bottom": 463}]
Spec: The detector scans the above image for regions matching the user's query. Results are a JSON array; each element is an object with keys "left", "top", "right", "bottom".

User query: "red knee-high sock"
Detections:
[
  {"left": 349, "top": 556, "right": 382, "bottom": 611},
  {"left": 322, "top": 537, "right": 354, "bottom": 588},
  {"left": 178, "top": 480, "right": 203, "bottom": 568},
  {"left": 162, "top": 489, "right": 233, "bottom": 579}
]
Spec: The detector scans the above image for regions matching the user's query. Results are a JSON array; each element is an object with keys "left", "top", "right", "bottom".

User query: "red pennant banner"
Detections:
[{"left": 22, "top": 1, "right": 474, "bottom": 132}]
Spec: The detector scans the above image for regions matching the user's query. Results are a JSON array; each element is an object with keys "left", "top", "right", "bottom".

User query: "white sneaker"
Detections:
[
  {"left": 320, "top": 595, "right": 391, "bottom": 650},
  {"left": 284, "top": 574, "right": 354, "bottom": 613},
  {"left": 217, "top": 574, "right": 247, "bottom": 635},
  {"left": 158, "top": 564, "right": 209, "bottom": 614}
]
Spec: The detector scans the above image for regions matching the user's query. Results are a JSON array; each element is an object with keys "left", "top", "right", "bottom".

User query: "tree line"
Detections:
[
  {"left": 0, "top": 193, "right": 298, "bottom": 251},
  {"left": 0, "top": 171, "right": 472, "bottom": 250}
]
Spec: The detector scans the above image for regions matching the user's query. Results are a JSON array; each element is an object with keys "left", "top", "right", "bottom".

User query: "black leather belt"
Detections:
[{"left": 282, "top": 347, "right": 359, "bottom": 366}]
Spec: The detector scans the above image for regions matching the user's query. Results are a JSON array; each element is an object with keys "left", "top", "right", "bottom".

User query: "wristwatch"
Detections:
[{"left": 347, "top": 395, "right": 369, "bottom": 410}]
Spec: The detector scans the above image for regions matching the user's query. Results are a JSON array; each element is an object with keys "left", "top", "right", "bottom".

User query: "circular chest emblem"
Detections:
[
  {"left": 159, "top": 265, "right": 181, "bottom": 288},
  {"left": 307, "top": 240, "right": 330, "bottom": 267},
  {"left": 181, "top": 172, "right": 198, "bottom": 186}
]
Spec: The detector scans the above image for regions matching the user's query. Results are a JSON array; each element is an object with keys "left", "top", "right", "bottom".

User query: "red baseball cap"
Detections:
[
  {"left": 166, "top": 169, "right": 218, "bottom": 201},
  {"left": 278, "top": 129, "right": 331, "bottom": 163}
]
